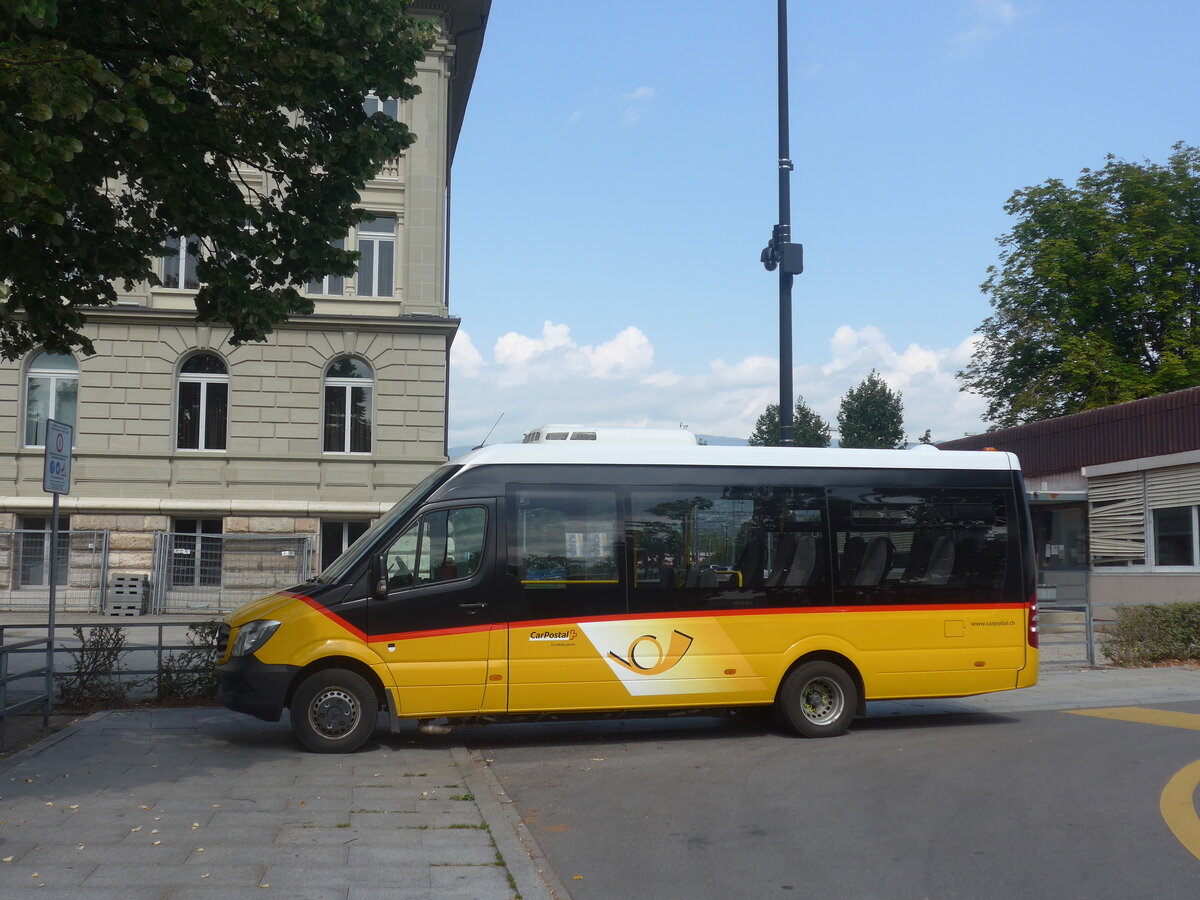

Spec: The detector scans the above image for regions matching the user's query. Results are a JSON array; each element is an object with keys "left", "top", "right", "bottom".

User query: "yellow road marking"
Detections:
[
  {"left": 1066, "top": 707, "right": 1200, "bottom": 731},
  {"left": 1161, "top": 761, "right": 1200, "bottom": 861},
  {"left": 1066, "top": 707, "right": 1200, "bottom": 860}
]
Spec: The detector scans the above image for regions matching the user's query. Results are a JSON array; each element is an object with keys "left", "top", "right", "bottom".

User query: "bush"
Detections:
[
  {"left": 55, "top": 625, "right": 131, "bottom": 706},
  {"left": 156, "top": 622, "right": 220, "bottom": 701},
  {"left": 1100, "top": 603, "right": 1200, "bottom": 666}
]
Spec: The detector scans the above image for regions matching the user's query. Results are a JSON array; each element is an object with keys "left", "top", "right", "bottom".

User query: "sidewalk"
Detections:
[
  {"left": 1, "top": 645, "right": 1197, "bottom": 898},
  {"left": 0, "top": 709, "right": 559, "bottom": 899}
]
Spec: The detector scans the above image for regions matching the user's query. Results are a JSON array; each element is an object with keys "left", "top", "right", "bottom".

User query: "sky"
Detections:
[{"left": 445, "top": 0, "right": 1200, "bottom": 448}]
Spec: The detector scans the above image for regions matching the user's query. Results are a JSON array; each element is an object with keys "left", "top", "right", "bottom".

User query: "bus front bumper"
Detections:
[{"left": 216, "top": 656, "right": 298, "bottom": 722}]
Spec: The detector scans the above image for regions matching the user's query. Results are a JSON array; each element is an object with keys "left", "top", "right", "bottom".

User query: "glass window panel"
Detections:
[
  {"left": 324, "top": 384, "right": 346, "bottom": 452},
  {"left": 183, "top": 236, "right": 200, "bottom": 289},
  {"left": 162, "top": 235, "right": 181, "bottom": 288},
  {"left": 376, "top": 241, "right": 394, "bottom": 297},
  {"left": 30, "top": 352, "right": 77, "bottom": 371},
  {"left": 177, "top": 380, "right": 201, "bottom": 449},
  {"left": 53, "top": 376, "right": 77, "bottom": 431},
  {"left": 328, "top": 357, "right": 371, "bottom": 379},
  {"left": 25, "top": 375, "right": 50, "bottom": 446},
  {"left": 182, "top": 354, "right": 226, "bottom": 375},
  {"left": 1153, "top": 507, "right": 1195, "bottom": 567},
  {"left": 349, "top": 385, "right": 371, "bottom": 452},
  {"left": 358, "top": 240, "right": 376, "bottom": 296},
  {"left": 205, "top": 381, "right": 228, "bottom": 449}
]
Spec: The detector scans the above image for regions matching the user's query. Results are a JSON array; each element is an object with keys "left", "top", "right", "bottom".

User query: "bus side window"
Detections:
[
  {"left": 830, "top": 488, "right": 1009, "bottom": 604},
  {"left": 509, "top": 488, "right": 623, "bottom": 619},
  {"left": 628, "top": 485, "right": 828, "bottom": 613},
  {"left": 382, "top": 507, "right": 488, "bottom": 590}
]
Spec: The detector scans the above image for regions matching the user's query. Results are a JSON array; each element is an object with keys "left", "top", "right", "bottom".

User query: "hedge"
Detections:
[{"left": 1100, "top": 603, "right": 1200, "bottom": 667}]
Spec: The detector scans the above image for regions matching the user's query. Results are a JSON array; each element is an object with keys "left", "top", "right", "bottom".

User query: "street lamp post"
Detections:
[{"left": 760, "top": 0, "right": 804, "bottom": 446}]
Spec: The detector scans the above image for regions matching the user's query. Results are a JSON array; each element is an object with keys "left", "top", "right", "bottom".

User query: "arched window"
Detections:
[
  {"left": 323, "top": 357, "right": 373, "bottom": 453},
  {"left": 24, "top": 351, "right": 78, "bottom": 447},
  {"left": 177, "top": 353, "right": 228, "bottom": 450}
]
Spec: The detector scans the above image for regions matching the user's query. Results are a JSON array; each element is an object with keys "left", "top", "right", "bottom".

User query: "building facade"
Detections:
[{"left": 0, "top": 1, "right": 489, "bottom": 612}]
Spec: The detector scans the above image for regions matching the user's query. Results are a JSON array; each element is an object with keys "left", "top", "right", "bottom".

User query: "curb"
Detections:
[{"left": 453, "top": 744, "right": 571, "bottom": 900}]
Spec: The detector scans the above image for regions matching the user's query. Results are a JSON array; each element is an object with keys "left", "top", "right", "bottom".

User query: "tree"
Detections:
[
  {"left": 0, "top": 0, "right": 435, "bottom": 359},
  {"left": 958, "top": 143, "right": 1200, "bottom": 428},
  {"left": 917, "top": 428, "right": 934, "bottom": 445},
  {"left": 747, "top": 396, "right": 831, "bottom": 447},
  {"left": 837, "top": 370, "right": 904, "bottom": 449}
]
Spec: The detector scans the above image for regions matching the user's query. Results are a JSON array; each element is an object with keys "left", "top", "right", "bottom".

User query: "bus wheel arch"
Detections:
[
  {"left": 287, "top": 658, "right": 386, "bottom": 754},
  {"left": 775, "top": 652, "right": 863, "bottom": 738}
]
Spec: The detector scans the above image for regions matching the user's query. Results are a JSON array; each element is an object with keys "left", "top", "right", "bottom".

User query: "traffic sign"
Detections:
[{"left": 43, "top": 419, "right": 73, "bottom": 495}]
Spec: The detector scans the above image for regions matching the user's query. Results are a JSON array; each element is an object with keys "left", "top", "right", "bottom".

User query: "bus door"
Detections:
[
  {"left": 505, "top": 486, "right": 634, "bottom": 712},
  {"left": 367, "top": 501, "right": 506, "bottom": 716}
]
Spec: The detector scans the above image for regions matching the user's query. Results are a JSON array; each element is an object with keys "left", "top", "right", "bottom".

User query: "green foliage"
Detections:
[
  {"left": 836, "top": 370, "right": 905, "bottom": 449},
  {"left": 55, "top": 624, "right": 130, "bottom": 706},
  {"left": 917, "top": 428, "right": 934, "bottom": 445},
  {"left": 1100, "top": 603, "right": 1200, "bottom": 667},
  {"left": 0, "top": 0, "right": 435, "bottom": 358},
  {"left": 747, "top": 396, "right": 831, "bottom": 447},
  {"left": 156, "top": 622, "right": 220, "bottom": 701},
  {"left": 959, "top": 143, "right": 1200, "bottom": 428}
]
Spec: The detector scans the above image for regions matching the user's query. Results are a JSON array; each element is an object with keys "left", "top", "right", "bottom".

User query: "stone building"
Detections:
[{"left": 0, "top": 1, "right": 490, "bottom": 612}]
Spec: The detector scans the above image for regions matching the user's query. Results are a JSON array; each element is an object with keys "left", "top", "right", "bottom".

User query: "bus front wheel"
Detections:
[
  {"left": 290, "top": 669, "right": 377, "bottom": 753},
  {"left": 777, "top": 661, "right": 857, "bottom": 738}
]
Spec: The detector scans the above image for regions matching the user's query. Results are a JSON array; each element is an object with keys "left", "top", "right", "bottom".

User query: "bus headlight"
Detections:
[{"left": 231, "top": 620, "right": 281, "bottom": 657}]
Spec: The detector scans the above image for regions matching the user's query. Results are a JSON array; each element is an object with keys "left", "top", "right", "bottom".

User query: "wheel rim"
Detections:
[
  {"left": 308, "top": 687, "right": 360, "bottom": 739},
  {"left": 799, "top": 675, "right": 844, "bottom": 725}
]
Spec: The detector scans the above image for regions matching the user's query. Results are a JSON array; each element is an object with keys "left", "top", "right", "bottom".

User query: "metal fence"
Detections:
[
  {"left": 0, "top": 530, "right": 110, "bottom": 613},
  {"left": 150, "top": 532, "right": 314, "bottom": 613},
  {"left": 0, "top": 620, "right": 217, "bottom": 751}
]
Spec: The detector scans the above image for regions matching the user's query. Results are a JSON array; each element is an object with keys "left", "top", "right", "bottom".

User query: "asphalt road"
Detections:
[{"left": 463, "top": 703, "right": 1200, "bottom": 900}]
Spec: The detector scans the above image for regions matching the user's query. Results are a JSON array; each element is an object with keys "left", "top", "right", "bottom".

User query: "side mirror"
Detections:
[{"left": 371, "top": 554, "right": 388, "bottom": 596}]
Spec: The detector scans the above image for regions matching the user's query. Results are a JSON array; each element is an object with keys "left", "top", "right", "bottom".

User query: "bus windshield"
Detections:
[{"left": 314, "top": 464, "right": 460, "bottom": 584}]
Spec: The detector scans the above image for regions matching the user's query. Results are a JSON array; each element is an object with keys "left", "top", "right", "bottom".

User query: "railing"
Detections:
[
  {"left": 0, "top": 620, "right": 218, "bottom": 752},
  {"left": 0, "top": 634, "right": 52, "bottom": 752}
]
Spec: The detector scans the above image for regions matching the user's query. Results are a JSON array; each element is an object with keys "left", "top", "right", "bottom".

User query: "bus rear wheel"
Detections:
[
  {"left": 290, "top": 669, "right": 377, "bottom": 753},
  {"left": 777, "top": 661, "right": 857, "bottom": 738}
]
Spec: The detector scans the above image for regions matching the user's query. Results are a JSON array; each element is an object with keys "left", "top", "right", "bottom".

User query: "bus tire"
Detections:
[
  {"left": 777, "top": 660, "right": 856, "bottom": 738},
  {"left": 290, "top": 669, "right": 377, "bottom": 753}
]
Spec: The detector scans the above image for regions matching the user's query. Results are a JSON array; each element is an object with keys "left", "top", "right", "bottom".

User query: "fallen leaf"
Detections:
[
  {"left": 2, "top": 856, "right": 11, "bottom": 862},
  {"left": 573, "top": 874, "right": 583, "bottom": 880},
  {"left": 211, "top": 804, "right": 221, "bottom": 809},
  {"left": 196, "top": 848, "right": 205, "bottom": 853},
  {"left": 191, "top": 823, "right": 200, "bottom": 829},
  {"left": 44, "top": 802, "right": 52, "bottom": 807},
  {"left": 150, "top": 829, "right": 160, "bottom": 834},
  {"left": 32, "top": 872, "right": 39, "bottom": 878},
  {"left": 201, "top": 874, "right": 209, "bottom": 879},
  {"left": 139, "top": 805, "right": 151, "bottom": 811},
  {"left": 130, "top": 827, "right": 142, "bottom": 833},
  {"left": 152, "top": 841, "right": 161, "bottom": 846},
  {"left": 75, "top": 844, "right": 84, "bottom": 851}
]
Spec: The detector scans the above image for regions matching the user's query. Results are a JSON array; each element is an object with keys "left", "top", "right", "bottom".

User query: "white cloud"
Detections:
[
  {"left": 950, "top": 0, "right": 1022, "bottom": 53},
  {"left": 450, "top": 330, "right": 484, "bottom": 379},
  {"left": 448, "top": 321, "right": 990, "bottom": 448},
  {"left": 619, "top": 85, "right": 657, "bottom": 127}
]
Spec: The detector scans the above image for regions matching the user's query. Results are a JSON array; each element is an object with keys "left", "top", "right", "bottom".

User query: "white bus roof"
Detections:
[{"left": 454, "top": 442, "right": 1021, "bottom": 472}]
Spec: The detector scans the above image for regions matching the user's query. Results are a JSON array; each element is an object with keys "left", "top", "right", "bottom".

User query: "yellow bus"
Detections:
[{"left": 215, "top": 442, "right": 1038, "bottom": 752}]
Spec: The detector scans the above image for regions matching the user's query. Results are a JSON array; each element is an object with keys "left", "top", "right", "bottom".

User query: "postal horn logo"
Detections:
[{"left": 607, "top": 629, "right": 694, "bottom": 676}]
